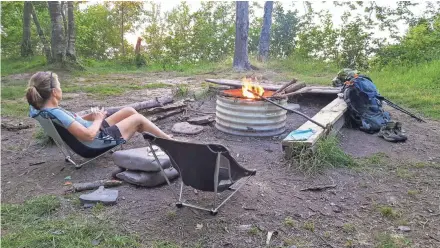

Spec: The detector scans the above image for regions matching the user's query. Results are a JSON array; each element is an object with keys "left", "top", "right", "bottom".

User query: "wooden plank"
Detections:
[
  {"left": 205, "top": 78, "right": 282, "bottom": 91},
  {"left": 282, "top": 97, "right": 347, "bottom": 152},
  {"left": 284, "top": 86, "right": 341, "bottom": 97}
]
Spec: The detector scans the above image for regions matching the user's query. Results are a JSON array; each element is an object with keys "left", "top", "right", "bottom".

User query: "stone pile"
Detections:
[{"left": 112, "top": 146, "right": 179, "bottom": 187}]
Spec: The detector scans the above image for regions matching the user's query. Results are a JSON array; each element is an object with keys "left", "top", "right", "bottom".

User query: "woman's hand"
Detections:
[{"left": 93, "top": 109, "right": 107, "bottom": 121}]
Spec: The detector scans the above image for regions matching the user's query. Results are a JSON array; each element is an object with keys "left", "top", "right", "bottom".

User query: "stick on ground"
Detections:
[{"left": 300, "top": 184, "right": 337, "bottom": 191}]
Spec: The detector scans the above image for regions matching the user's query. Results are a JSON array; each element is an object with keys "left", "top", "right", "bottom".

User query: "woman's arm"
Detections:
[{"left": 68, "top": 111, "right": 107, "bottom": 141}]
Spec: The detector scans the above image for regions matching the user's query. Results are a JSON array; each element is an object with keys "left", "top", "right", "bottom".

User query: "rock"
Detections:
[
  {"left": 171, "top": 122, "right": 204, "bottom": 135},
  {"left": 286, "top": 103, "right": 300, "bottom": 111},
  {"left": 398, "top": 226, "right": 411, "bottom": 232},
  {"left": 79, "top": 186, "right": 118, "bottom": 205},
  {"left": 110, "top": 167, "right": 126, "bottom": 179},
  {"left": 187, "top": 115, "right": 214, "bottom": 125},
  {"left": 112, "top": 147, "right": 171, "bottom": 172},
  {"left": 116, "top": 168, "right": 179, "bottom": 187}
]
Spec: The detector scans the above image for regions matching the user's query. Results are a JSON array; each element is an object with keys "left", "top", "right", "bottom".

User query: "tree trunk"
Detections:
[
  {"left": 66, "top": 2, "right": 76, "bottom": 61},
  {"left": 233, "top": 1, "right": 251, "bottom": 71},
  {"left": 120, "top": 5, "right": 125, "bottom": 56},
  {"left": 21, "top": 1, "right": 33, "bottom": 57},
  {"left": 30, "top": 2, "right": 52, "bottom": 62},
  {"left": 48, "top": 1, "right": 66, "bottom": 64},
  {"left": 60, "top": 1, "right": 68, "bottom": 45},
  {"left": 257, "top": 1, "right": 274, "bottom": 62}
]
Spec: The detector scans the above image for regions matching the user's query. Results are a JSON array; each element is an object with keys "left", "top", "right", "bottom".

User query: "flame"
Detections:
[{"left": 241, "top": 78, "right": 264, "bottom": 99}]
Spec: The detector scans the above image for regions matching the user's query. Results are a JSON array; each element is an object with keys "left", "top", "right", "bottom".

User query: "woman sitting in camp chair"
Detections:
[{"left": 26, "top": 71, "right": 172, "bottom": 144}]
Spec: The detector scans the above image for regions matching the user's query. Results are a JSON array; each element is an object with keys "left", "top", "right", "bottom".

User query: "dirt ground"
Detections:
[{"left": 1, "top": 72, "right": 440, "bottom": 247}]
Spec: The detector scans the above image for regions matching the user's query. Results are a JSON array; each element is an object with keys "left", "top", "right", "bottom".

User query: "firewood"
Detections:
[
  {"left": 284, "top": 82, "right": 306, "bottom": 93},
  {"left": 73, "top": 180, "right": 123, "bottom": 192},
  {"left": 273, "top": 78, "right": 298, "bottom": 96},
  {"left": 76, "top": 96, "right": 174, "bottom": 116}
]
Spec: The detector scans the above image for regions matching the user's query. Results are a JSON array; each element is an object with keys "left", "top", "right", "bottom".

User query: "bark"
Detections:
[
  {"left": 48, "top": 1, "right": 66, "bottom": 64},
  {"left": 66, "top": 1, "right": 76, "bottom": 61},
  {"left": 257, "top": 1, "right": 274, "bottom": 62},
  {"left": 30, "top": 3, "right": 52, "bottom": 62},
  {"left": 233, "top": 1, "right": 251, "bottom": 71},
  {"left": 60, "top": 1, "right": 68, "bottom": 46},
  {"left": 21, "top": 2, "right": 33, "bottom": 57}
]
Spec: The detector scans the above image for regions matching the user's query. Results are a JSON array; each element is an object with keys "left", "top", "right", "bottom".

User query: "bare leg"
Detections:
[
  {"left": 115, "top": 113, "right": 171, "bottom": 140},
  {"left": 105, "top": 107, "right": 137, "bottom": 126}
]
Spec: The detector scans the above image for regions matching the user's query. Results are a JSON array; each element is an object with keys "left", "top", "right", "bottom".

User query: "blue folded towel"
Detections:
[{"left": 287, "top": 128, "right": 314, "bottom": 141}]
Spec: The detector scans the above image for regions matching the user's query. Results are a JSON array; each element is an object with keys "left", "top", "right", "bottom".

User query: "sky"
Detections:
[{"left": 82, "top": 1, "right": 428, "bottom": 46}]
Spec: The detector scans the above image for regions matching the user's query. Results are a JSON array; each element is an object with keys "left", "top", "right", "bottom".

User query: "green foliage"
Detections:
[
  {"left": 1, "top": 195, "right": 141, "bottom": 248},
  {"left": 270, "top": 3, "right": 300, "bottom": 57},
  {"left": 288, "top": 135, "right": 356, "bottom": 174},
  {"left": 372, "top": 15, "right": 440, "bottom": 67},
  {"left": 75, "top": 4, "right": 120, "bottom": 59}
]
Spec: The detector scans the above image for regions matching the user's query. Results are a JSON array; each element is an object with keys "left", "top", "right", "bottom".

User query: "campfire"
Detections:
[
  {"left": 220, "top": 78, "right": 275, "bottom": 100},
  {"left": 215, "top": 78, "right": 288, "bottom": 137}
]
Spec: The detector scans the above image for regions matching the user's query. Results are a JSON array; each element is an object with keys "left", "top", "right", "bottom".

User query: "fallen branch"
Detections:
[
  {"left": 76, "top": 96, "right": 174, "bottom": 116},
  {"left": 29, "top": 161, "right": 45, "bottom": 166},
  {"left": 300, "top": 184, "right": 336, "bottom": 191},
  {"left": 150, "top": 108, "right": 185, "bottom": 122},
  {"left": 73, "top": 180, "right": 123, "bottom": 192},
  {"left": 1, "top": 122, "right": 33, "bottom": 131},
  {"left": 141, "top": 101, "right": 186, "bottom": 115}
]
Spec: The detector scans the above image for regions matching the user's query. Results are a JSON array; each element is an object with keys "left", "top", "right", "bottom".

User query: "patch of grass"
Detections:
[
  {"left": 1, "top": 56, "right": 48, "bottom": 76},
  {"left": 173, "top": 84, "right": 190, "bottom": 98},
  {"left": 345, "top": 239, "right": 355, "bottom": 247},
  {"left": 92, "top": 202, "right": 105, "bottom": 215},
  {"left": 166, "top": 210, "right": 177, "bottom": 220},
  {"left": 369, "top": 60, "right": 440, "bottom": 120},
  {"left": 247, "top": 226, "right": 260, "bottom": 236},
  {"left": 365, "top": 152, "right": 389, "bottom": 165},
  {"left": 303, "top": 221, "right": 315, "bottom": 232},
  {"left": 283, "top": 217, "right": 295, "bottom": 227},
  {"left": 375, "top": 233, "right": 411, "bottom": 248},
  {"left": 396, "top": 168, "right": 412, "bottom": 179},
  {"left": 1, "top": 85, "right": 27, "bottom": 100},
  {"left": 378, "top": 206, "right": 399, "bottom": 219},
  {"left": 1, "top": 195, "right": 141, "bottom": 248},
  {"left": 407, "top": 189, "right": 420, "bottom": 197},
  {"left": 61, "top": 82, "right": 171, "bottom": 98},
  {"left": 1, "top": 100, "right": 29, "bottom": 118},
  {"left": 33, "top": 127, "right": 54, "bottom": 146},
  {"left": 342, "top": 223, "right": 356, "bottom": 233},
  {"left": 288, "top": 135, "right": 356, "bottom": 174}
]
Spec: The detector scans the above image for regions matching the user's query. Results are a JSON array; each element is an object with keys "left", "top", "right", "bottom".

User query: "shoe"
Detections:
[{"left": 378, "top": 121, "right": 407, "bottom": 142}]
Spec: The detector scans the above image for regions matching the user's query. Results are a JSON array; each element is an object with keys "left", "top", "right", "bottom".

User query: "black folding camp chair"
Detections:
[
  {"left": 33, "top": 111, "right": 125, "bottom": 168},
  {"left": 143, "top": 133, "right": 256, "bottom": 215}
]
